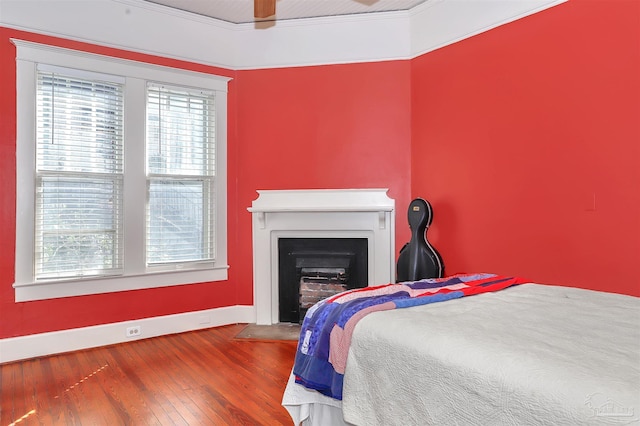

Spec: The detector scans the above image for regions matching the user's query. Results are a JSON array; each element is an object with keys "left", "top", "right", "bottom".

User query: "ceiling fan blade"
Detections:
[{"left": 254, "top": 0, "right": 276, "bottom": 18}]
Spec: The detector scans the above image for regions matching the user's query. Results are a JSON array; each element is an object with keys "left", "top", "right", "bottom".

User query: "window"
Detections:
[
  {"left": 13, "top": 40, "right": 230, "bottom": 301},
  {"left": 36, "top": 67, "right": 125, "bottom": 280},
  {"left": 146, "top": 84, "right": 215, "bottom": 265}
]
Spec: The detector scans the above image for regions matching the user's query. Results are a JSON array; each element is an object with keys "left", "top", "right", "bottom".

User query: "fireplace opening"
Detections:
[{"left": 278, "top": 238, "right": 368, "bottom": 323}]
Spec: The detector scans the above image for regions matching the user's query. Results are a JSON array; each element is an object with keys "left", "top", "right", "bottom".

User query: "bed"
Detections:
[{"left": 282, "top": 274, "right": 640, "bottom": 425}]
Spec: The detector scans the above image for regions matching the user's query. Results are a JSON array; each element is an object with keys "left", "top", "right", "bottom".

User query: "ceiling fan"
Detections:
[{"left": 254, "top": 0, "right": 276, "bottom": 18}]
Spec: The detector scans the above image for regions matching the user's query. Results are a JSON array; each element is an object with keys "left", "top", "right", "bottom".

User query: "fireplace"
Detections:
[{"left": 249, "top": 189, "right": 395, "bottom": 325}]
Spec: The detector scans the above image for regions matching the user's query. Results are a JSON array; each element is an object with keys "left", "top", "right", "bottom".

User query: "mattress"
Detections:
[{"left": 341, "top": 284, "right": 640, "bottom": 425}]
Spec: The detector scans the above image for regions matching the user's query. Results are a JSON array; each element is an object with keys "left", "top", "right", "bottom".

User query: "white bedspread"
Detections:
[{"left": 342, "top": 284, "right": 640, "bottom": 425}]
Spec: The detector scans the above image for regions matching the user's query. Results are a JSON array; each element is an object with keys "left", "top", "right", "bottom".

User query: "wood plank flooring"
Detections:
[{"left": 0, "top": 324, "right": 299, "bottom": 425}]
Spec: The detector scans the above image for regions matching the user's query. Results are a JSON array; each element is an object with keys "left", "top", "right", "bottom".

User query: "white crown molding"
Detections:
[
  {"left": 0, "top": 305, "right": 255, "bottom": 364},
  {"left": 0, "top": 0, "right": 239, "bottom": 68},
  {"left": 0, "top": 0, "right": 567, "bottom": 70},
  {"left": 408, "top": 0, "right": 568, "bottom": 57}
]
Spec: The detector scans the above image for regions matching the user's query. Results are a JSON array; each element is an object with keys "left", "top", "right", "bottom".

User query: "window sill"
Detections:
[{"left": 13, "top": 266, "right": 229, "bottom": 302}]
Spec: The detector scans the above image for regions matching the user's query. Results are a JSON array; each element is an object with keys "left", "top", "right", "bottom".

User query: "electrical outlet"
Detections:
[{"left": 126, "top": 326, "right": 141, "bottom": 338}]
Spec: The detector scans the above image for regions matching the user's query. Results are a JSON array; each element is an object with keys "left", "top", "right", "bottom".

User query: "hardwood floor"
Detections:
[{"left": 0, "top": 324, "right": 299, "bottom": 425}]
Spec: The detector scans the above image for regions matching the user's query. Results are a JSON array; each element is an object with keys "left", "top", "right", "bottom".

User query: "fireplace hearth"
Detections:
[{"left": 249, "top": 189, "right": 395, "bottom": 325}]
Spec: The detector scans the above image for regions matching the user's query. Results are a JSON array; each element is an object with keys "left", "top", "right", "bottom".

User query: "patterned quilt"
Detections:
[{"left": 292, "top": 273, "right": 526, "bottom": 400}]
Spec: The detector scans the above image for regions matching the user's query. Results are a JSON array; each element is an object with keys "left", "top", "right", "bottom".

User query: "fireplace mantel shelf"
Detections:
[
  {"left": 248, "top": 206, "right": 394, "bottom": 213},
  {"left": 248, "top": 189, "right": 394, "bottom": 213}
]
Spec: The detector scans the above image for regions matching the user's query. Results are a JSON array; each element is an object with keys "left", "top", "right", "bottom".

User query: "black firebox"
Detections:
[{"left": 278, "top": 238, "right": 368, "bottom": 323}]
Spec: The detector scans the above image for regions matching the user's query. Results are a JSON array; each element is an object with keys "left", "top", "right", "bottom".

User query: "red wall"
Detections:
[
  {"left": 411, "top": 0, "right": 640, "bottom": 296},
  {"left": 0, "top": 30, "right": 412, "bottom": 339},
  {"left": 232, "top": 63, "right": 413, "bottom": 305},
  {"left": 0, "top": 29, "right": 244, "bottom": 339},
  {"left": 1, "top": 0, "right": 637, "bottom": 340}
]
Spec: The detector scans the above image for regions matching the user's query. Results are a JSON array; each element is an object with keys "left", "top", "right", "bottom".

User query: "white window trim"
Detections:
[{"left": 13, "top": 39, "right": 231, "bottom": 302}]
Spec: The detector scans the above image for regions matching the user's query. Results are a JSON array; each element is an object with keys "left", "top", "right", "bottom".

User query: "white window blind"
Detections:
[
  {"left": 35, "top": 69, "right": 124, "bottom": 279},
  {"left": 146, "top": 83, "right": 216, "bottom": 265}
]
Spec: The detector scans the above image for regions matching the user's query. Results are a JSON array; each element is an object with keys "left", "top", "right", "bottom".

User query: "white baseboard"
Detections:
[{"left": 0, "top": 305, "right": 256, "bottom": 364}]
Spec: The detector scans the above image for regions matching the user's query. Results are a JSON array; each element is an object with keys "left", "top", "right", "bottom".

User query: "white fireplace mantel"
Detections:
[{"left": 248, "top": 189, "right": 396, "bottom": 325}]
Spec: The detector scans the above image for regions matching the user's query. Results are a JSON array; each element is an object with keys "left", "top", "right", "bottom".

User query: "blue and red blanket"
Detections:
[{"left": 292, "top": 273, "right": 526, "bottom": 400}]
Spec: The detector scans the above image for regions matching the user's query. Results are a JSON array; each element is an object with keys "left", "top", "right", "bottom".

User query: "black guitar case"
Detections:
[{"left": 396, "top": 198, "right": 444, "bottom": 282}]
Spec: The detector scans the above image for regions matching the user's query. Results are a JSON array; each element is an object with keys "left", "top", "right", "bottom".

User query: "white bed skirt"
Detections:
[{"left": 282, "top": 372, "right": 352, "bottom": 426}]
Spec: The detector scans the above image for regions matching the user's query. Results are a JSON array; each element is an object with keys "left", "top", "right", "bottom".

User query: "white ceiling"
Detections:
[{"left": 143, "top": 0, "right": 429, "bottom": 24}]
